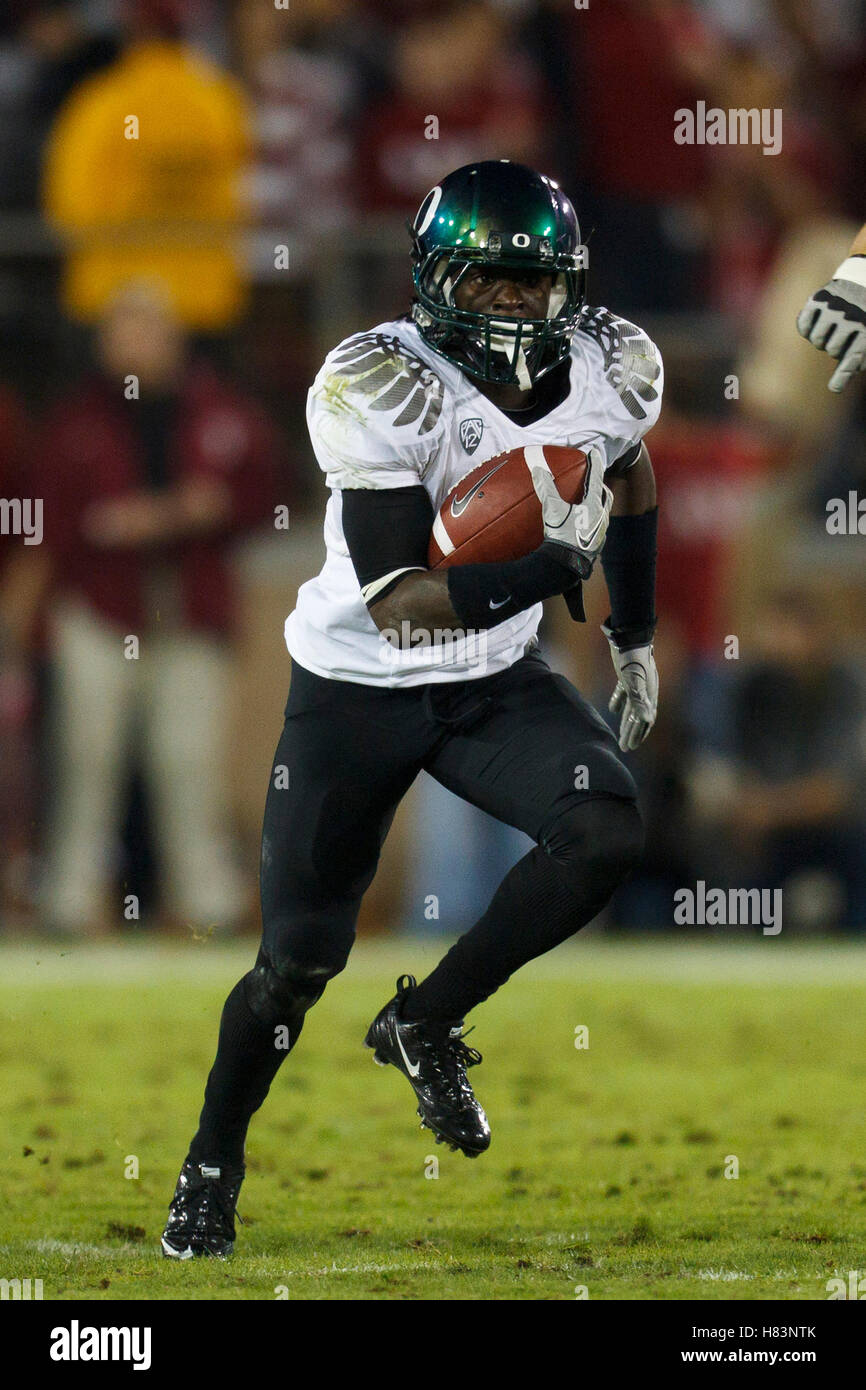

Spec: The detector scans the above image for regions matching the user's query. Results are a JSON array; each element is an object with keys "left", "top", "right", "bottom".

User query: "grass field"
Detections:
[{"left": 1, "top": 934, "right": 865, "bottom": 1301}]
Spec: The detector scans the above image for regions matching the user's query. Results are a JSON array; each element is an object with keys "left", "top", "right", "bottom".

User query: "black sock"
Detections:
[
  {"left": 188, "top": 974, "right": 294, "bottom": 1168},
  {"left": 401, "top": 798, "right": 642, "bottom": 1023}
]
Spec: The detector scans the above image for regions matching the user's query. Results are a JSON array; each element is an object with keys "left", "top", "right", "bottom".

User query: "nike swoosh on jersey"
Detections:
[
  {"left": 488, "top": 596, "right": 510, "bottom": 610},
  {"left": 450, "top": 458, "right": 510, "bottom": 517},
  {"left": 395, "top": 1027, "right": 421, "bottom": 1078}
]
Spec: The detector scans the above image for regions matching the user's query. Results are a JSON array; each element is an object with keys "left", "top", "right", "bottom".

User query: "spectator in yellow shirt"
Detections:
[{"left": 42, "top": 16, "right": 251, "bottom": 331}]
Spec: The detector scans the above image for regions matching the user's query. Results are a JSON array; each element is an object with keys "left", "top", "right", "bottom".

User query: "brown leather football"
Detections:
[{"left": 428, "top": 444, "right": 589, "bottom": 568}]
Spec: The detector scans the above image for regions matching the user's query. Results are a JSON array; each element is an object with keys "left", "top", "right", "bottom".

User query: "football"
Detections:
[{"left": 428, "top": 443, "right": 589, "bottom": 568}]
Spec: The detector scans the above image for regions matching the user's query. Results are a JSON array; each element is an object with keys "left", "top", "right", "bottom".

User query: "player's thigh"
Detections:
[
  {"left": 424, "top": 658, "right": 636, "bottom": 843},
  {"left": 260, "top": 662, "right": 423, "bottom": 949}
]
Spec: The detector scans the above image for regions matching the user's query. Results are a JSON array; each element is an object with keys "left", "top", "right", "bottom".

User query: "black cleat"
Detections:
[
  {"left": 161, "top": 1157, "right": 245, "bottom": 1259},
  {"left": 364, "top": 975, "right": 491, "bottom": 1157}
]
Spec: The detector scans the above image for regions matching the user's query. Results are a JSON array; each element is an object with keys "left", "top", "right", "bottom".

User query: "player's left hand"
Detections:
[
  {"left": 797, "top": 257, "right": 866, "bottom": 392},
  {"left": 602, "top": 624, "right": 658, "bottom": 751}
]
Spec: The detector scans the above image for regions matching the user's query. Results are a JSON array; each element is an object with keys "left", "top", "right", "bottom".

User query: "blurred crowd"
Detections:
[{"left": 1, "top": 0, "right": 865, "bottom": 937}]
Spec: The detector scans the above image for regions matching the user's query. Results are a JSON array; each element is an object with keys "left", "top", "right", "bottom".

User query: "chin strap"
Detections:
[
  {"left": 489, "top": 328, "right": 534, "bottom": 391},
  {"left": 514, "top": 347, "right": 533, "bottom": 391}
]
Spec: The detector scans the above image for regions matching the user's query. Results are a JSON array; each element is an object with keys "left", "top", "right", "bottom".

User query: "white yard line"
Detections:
[{"left": 274, "top": 1259, "right": 440, "bottom": 1278}]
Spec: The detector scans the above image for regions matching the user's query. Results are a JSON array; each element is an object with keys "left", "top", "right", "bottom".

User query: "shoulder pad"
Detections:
[
  {"left": 577, "top": 309, "right": 662, "bottom": 422},
  {"left": 327, "top": 331, "right": 444, "bottom": 437}
]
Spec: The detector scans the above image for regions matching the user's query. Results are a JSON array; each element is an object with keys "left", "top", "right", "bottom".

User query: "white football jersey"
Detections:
[{"left": 285, "top": 310, "right": 663, "bottom": 686}]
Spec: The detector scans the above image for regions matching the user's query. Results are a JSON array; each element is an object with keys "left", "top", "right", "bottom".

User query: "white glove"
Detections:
[
  {"left": 529, "top": 445, "right": 613, "bottom": 580},
  {"left": 797, "top": 256, "right": 866, "bottom": 392},
  {"left": 602, "top": 623, "right": 658, "bottom": 751}
]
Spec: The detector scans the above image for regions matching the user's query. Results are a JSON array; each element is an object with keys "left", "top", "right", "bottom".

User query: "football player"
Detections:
[
  {"left": 797, "top": 222, "right": 866, "bottom": 391},
  {"left": 162, "top": 160, "right": 663, "bottom": 1257}
]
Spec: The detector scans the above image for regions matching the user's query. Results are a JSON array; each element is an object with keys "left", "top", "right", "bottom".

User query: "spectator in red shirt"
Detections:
[
  {"left": 34, "top": 280, "right": 279, "bottom": 935},
  {"left": 356, "top": 0, "right": 546, "bottom": 216}
]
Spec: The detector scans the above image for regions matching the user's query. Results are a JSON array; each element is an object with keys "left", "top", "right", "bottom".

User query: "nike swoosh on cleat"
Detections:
[
  {"left": 161, "top": 1237, "right": 193, "bottom": 1260},
  {"left": 394, "top": 1026, "right": 421, "bottom": 1078}
]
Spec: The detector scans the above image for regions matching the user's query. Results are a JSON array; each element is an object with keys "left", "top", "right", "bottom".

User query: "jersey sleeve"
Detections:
[
  {"left": 576, "top": 308, "right": 664, "bottom": 470},
  {"left": 306, "top": 330, "right": 446, "bottom": 490}
]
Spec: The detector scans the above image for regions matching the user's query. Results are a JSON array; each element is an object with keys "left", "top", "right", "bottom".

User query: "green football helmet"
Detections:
[{"left": 409, "top": 160, "right": 587, "bottom": 389}]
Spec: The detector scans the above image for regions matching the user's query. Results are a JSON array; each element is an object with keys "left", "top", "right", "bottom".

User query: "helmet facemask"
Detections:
[{"left": 411, "top": 247, "right": 586, "bottom": 389}]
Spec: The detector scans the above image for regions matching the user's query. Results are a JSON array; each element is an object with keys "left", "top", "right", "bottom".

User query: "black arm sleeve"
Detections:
[
  {"left": 600, "top": 506, "right": 658, "bottom": 647},
  {"left": 447, "top": 543, "right": 577, "bottom": 628},
  {"left": 340, "top": 485, "right": 434, "bottom": 604}
]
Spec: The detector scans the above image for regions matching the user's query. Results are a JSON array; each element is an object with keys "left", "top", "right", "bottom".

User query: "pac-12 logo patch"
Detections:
[{"left": 459, "top": 418, "right": 484, "bottom": 455}]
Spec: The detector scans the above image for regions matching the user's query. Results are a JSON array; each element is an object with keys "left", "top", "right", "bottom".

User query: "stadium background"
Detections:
[
  {"left": 3, "top": 0, "right": 866, "bottom": 1309},
  {"left": 0, "top": 0, "right": 865, "bottom": 943}
]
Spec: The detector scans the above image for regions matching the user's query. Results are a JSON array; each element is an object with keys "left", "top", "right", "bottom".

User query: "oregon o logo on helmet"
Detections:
[
  {"left": 512, "top": 233, "right": 531, "bottom": 248},
  {"left": 416, "top": 185, "right": 443, "bottom": 237}
]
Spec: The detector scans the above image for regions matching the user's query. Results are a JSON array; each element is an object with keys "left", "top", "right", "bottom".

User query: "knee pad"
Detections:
[
  {"left": 243, "top": 948, "right": 335, "bottom": 1031},
  {"left": 543, "top": 795, "right": 644, "bottom": 886}
]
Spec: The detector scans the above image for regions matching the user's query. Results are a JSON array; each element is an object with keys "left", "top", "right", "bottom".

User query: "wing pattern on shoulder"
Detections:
[
  {"left": 578, "top": 309, "right": 661, "bottom": 421},
  {"left": 330, "top": 332, "right": 444, "bottom": 435}
]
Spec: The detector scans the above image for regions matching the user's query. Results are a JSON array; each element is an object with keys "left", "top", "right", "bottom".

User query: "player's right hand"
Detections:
[
  {"left": 797, "top": 257, "right": 866, "bottom": 392},
  {"left": 529, "top": 445, "right": 613, "bottom": 579},
  {"left": 602, "top": 624, "right": 658, "bottom": 752}
]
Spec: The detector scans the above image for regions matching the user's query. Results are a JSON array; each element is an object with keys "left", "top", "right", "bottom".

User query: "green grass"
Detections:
[{"left": 1, "top": 936, "right": 866, "bottom": 1300}]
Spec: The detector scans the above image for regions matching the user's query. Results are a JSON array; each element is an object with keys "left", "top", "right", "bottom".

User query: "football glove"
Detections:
[
  {"left": 602, "top": 622, "right": 658, "bottom": 752},
  {"left": 797, "top": 256, "right": 866, "bottom": 392},
  {"left": 529, "top": 445, "right": 613, "bottom": 580}
]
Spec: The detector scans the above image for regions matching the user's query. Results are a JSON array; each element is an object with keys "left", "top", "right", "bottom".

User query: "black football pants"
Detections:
[{"left": 259, "top": 648, "right": 640, "bottom": 988}]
